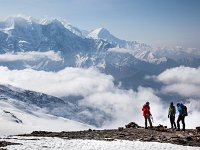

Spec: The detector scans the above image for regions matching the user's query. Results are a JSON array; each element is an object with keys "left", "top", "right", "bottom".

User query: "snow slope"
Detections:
[
  {"left": 0, "top": 83, "right": 116, "bottom": 130},
  {"left": 4, "top": 137, "right": 200, "bottom": 150},
  {"left": 0, "top": 84, "right": 96, "bottom": 136},
  {"left": 0, "top": 99, "right": 90, "bottom": 136}
]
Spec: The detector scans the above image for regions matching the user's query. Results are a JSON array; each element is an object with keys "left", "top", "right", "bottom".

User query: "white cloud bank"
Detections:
[
  {"left": 156, "top": 66, "right": 200, "bottom": 98},
  {"left": 0, "top": 66, "right": 166, "bottom": 128},
  {"left": 0, "top": 67, "right": 114, "bottom": 97},
  {"left": 0, "top": 66, "right": 199, "bottom": 129},
  {"left": 0, "top": 51, "right": 62, "bottom": 62},
  {"left": 155, "top": 66, "right": 200, "bottom": 128}
]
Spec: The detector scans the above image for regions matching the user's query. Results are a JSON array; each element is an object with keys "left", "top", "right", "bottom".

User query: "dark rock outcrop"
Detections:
[
  {"left": 196, "top": 126, "right": 200, "bottom": 132},
  {"left": 0, "top": 141, "right": 21, "bottom": 148},
  {"left": 125, "top": 122, "right": 140, "bottom": 128}
]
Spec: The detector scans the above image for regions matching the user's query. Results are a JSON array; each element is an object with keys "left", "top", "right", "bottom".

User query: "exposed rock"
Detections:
[
  {"left": 18, "top": 127, "right": 200, "bottom": 147},
  {"left": 125, "top": 122, "right": 140, "bottom": 128},
  {"left": 3, "top": 110, "right": 23, "bottom": 124},
  {"left": 186, "top": 136, "right": 193, "bottom": 141},
  {"left": 17, "top": 123, "right": 200, "bottom": 147},
  {"left": 196, "top": 126, "right": 200, "bottom": 132},
  {"left": 118, "top": 127, "right": 124, "bottom": 131},
  {"left": 156, "top": 124, "right": 167, "bottom": 132},
  {"left": 0, "top": 141, "right": 21, "bottom": 148}
]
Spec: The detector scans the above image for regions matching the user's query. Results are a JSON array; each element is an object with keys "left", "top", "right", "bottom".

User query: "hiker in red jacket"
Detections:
[{"left": 142, "top": 102, "right": 153, "bottom": 129}]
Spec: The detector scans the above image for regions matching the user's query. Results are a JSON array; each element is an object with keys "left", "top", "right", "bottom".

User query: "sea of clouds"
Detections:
[{"left": 0, "top": 66, "right": 199, "bottom": 129}]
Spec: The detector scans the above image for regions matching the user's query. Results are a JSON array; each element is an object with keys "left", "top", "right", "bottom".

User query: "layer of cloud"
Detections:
[
  {"left": 154, "top": 66, "right": 200, "bottom": 128},
  {"left": 0, "top": 66, "right": 199, "bottom": 128},
  {"left": 0, "top": 67, "right": 114, "bottom": 97},
  {"left": 156, "top": 66, "right": 200, "bottom": 98},
  {"left": 0, "top": 51, "right": 62, "bottom": 62},
  {"left": 0, "top": 66, "right": 166, "bottom": 128}
]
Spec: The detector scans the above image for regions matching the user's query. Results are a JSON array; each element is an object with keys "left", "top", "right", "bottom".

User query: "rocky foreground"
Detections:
[
  {"left": 18, "top": 123, "right": 200, "bottom": 147},
  {"left": 1, "top": 123, "right": 200, "bottom": 149}
]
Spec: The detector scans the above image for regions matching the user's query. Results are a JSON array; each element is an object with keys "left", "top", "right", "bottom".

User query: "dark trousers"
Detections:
[
  {"left": 177, "top": 115, "right": 185, "bottom": 130},
  {"left": 144, "top": 115, "right": 152, "bottom": 128},
  {"left": 169, "top": 115, "right": 176, "bottom": 129}
]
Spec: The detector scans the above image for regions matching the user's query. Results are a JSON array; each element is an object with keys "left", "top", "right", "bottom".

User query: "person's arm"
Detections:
[
  {"left": 168, "top": 107, "right": 170, "bottom": 118},
  {"left": 174, "top": 106, "right": 176, "bottom": 114}
]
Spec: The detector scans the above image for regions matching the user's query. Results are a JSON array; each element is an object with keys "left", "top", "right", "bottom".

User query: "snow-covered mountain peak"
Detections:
[
  {"left": 88, "top": 28, "right": 113, "bottom": 40},
  {"left": 62, "top": 23, "right": 87, "bottom": 38},
  {"left": 0, "top": 16, "right": 35, "bottom": 30},
  {"left": 5, "top": 16, "right": 37, "bottom": 25},
  {"left": 92, "top": 28, "right": 109, "bottom": 35},
  {"left": 40, "top": 18, "right": 51, "bottom": 25},
  {"left": 40, "top": 18, "right": 61, "bottom": 25}
]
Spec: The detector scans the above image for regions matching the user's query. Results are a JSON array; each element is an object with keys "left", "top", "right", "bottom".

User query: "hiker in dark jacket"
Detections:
[
  {"left": 142, "top": 102, "right": 153, "bottom": 129},
  {"left": 168, "top": 102, "right": 176, "bottom": 129},
  {"left": 176, "top": 103, "right": 186, "bottom": 131}
]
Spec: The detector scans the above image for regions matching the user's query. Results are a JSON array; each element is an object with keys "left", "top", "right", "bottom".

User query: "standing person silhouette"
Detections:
[
  {"left": 176, "top": 103, "right": 187, "bottom": 131},
  {"left": 142, "top": 102, "right": 153, "bottom": 129},
  {"left": 168, "top": 102, "right": 176, "bottom": 129}
]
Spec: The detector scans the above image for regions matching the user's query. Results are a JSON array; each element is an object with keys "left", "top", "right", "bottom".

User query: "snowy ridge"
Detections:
[
  {"left": 0, "top": 84, "right": 113, "bottom": 130},
  {"left": 87, "top": 27, "right": 137, "bottom": 48},
  {"left": 109, "top": 47, "right": 167, "bottom": 64},
  {"left": 87, "top": 27, "right": 167, "bottom": 64},
  {"left": 0, "top": 84, "right": 92, "bottom": 136}
]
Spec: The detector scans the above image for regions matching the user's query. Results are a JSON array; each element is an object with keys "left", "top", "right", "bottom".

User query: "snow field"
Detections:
[{"left": 4, "top": 136, "right": 200, "bottom": 150}]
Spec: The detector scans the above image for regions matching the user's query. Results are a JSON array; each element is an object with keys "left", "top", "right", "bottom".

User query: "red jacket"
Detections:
[{"left": 142, "top": 104, "right": 151, "bottom": 117}]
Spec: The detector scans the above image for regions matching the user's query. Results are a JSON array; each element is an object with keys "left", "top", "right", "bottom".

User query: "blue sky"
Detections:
[{"left": 0, "top": 0, "right": 200, "bottom": 48}]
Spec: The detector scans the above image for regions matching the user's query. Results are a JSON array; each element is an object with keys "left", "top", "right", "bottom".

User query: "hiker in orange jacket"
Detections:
[{"left": 142, "top": 102, "right": 153, "bottom": 129}]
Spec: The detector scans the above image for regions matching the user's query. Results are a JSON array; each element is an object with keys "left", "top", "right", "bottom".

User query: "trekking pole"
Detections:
[{"left": 150, "top": 115, "right": 154, "bottom": 123}]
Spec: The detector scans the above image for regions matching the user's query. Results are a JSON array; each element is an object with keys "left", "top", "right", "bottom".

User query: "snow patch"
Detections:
[
  {"left": 5, "top": 137, "right": 200, "bottom": 150},
  {"left": 109, "top": 47, "right": 167, "bottom": 64}
]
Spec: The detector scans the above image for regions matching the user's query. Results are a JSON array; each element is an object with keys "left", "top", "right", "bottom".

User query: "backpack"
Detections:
[{"left": 182, "top": 105, "right": 188, "bottom": 116}]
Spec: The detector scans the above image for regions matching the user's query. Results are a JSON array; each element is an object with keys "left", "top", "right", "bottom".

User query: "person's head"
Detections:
[
  {"left": 177, "top": 103, "right": 180, "bottom": 106},
  {"left": 146, "top": 102, "right": 150, "bottom": 105},
  {"left": 170, "top": 102, "right": 173, "bottom": 106}
]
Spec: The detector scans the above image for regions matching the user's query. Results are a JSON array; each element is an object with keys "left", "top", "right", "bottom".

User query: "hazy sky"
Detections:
[{"left": 0, "top": 0, "right": 199, "bottom": 48}]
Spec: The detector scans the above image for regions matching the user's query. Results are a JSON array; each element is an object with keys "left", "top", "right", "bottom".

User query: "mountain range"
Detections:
[{"left": 0, "top": 16, "right": 199, "bottom": 131}]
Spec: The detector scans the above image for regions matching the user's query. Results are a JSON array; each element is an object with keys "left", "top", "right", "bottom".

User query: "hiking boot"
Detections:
[{"left": 176, "top": 129, "right": 180, "bottom": 131}]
